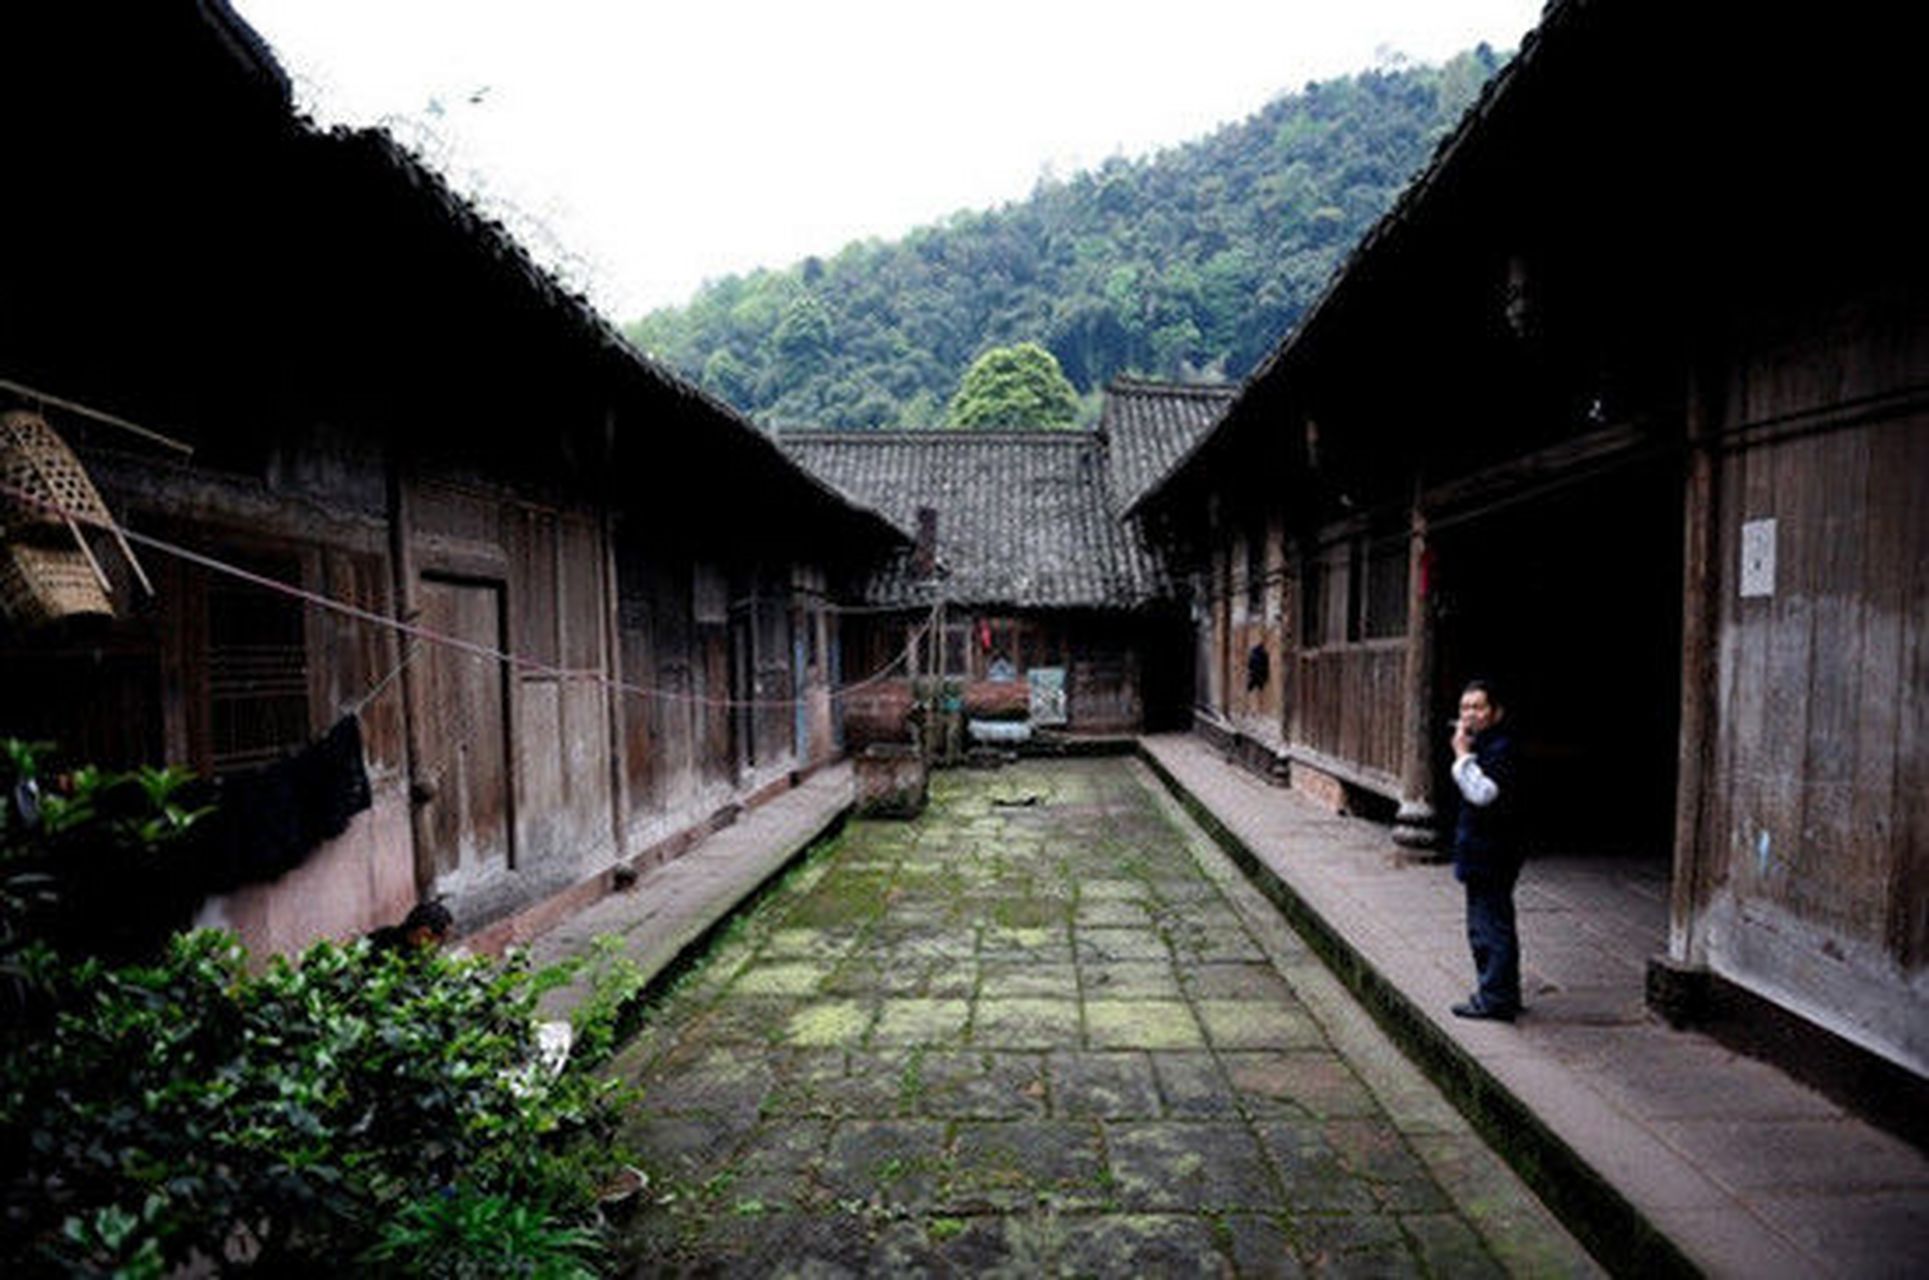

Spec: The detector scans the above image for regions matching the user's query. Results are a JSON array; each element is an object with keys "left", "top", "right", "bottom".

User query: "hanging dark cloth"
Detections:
[
  {"left": 1245, "top": 643, "right": 1271, "bottom": 692},
  {"left": 293, "top": 715, "right": 374, "bottom": 844},
  {"left": 193, "top": 715, "right": 373, "bottom": 891}
]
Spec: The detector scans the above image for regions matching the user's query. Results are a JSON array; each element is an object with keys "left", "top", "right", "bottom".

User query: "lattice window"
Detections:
[
  {"left": 1362, "top": 528, "right": 1410, "bottom": 640},
  {"left": 207, "top": 553, "right": 309, "bottom": 771}
]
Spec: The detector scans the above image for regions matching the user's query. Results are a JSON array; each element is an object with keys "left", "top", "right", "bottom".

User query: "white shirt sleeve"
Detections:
[{"left": 1451, "top": 753, "right": 1500, "bottom": 807}]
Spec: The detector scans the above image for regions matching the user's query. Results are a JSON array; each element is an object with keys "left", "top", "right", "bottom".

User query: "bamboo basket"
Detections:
[
  {"left": 0, "top": 408, "right": 151, "bottom": 623},
  {"left": 1, "top": 409, "right": 113, "bottom": 533},
  {"left": 0, "top": 540, "right": 112, "bottom": 625}
]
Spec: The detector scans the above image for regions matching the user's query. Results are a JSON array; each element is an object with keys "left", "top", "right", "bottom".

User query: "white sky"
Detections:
[{"left": 237, "top": 1, "right": 1545, "bottom": 321}]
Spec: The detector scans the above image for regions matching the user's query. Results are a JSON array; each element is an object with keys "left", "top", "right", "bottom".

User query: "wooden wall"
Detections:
[
  {"left": 1190, "top": 508, "right": 1409, "bottom": 796},
  {"left": 405, "top": 479, "right": 615, "bottom": 924},
  {"left": 1223, "top": 519, "right": 1287, "bottom": 736},
  {"left": 835, "top": 608, "right": 1161, "bottom": 734},
  {"left": 5, "top": 444, "right": 856, "bottom": 952},
  {"left": 1289, "top": 643, "right": 1407, "bottom": 786},
  {"left": 1689, "top": 298, "right": 1928, "bottom": 1074},
  {"left": 611, "top": 539, "right": 830, "bottom": 856},
  {"left": 0, "top": 433, "right": 422, "bottom": 954}
]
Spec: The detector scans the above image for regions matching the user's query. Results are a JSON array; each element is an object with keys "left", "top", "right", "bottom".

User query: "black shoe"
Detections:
[{"left": 1451, "top": 999, "right": 1517, "bottom": 1022}]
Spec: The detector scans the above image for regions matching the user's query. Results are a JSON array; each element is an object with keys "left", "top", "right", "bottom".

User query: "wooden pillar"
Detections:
[
  {"left": 1392, "top": 485, "right": 1438, "bottom": 850},
  {"left": 1668, "top": 357, "right": 1723, "bottom": 963},
  {"left": 386, "top": 450, "right": 435, "bottom": 901},
  {"left": 1215, "top": 541, "right": 1232, "bottom": 718},
  {"left": 599, "top": 424, "right": 630, "bottom": 863}
]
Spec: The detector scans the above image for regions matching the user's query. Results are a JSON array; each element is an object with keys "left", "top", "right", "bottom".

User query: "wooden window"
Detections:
[
  {"left": 942, "top": 624, "right": 968, "bottom": 677},
  {"left": 1362, "top": 529, "right": 1409, "bottom": 640},
  {"left": 1302, "top": 543, "right": 1353, "bottom": 649},
  {"left": 1246, "top": 525, "right": 1266, "bottom": 618},
  {"left": 206, "top": 552, "right": 310, "bottom": 772},
  {"left": 1300, "top": 528, "right": 1406, "bottom": 650}
]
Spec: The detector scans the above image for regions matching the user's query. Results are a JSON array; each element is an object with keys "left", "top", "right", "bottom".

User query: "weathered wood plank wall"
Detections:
[
  {"left": 1290, "top": 643, "right": 1406, "bottom": 783},
  {"left": 1695, "top": 298, "right": 1928, "bottom": 1072},
  {"left": 406, "top": 478, "right": 617, "bottom": 920}
]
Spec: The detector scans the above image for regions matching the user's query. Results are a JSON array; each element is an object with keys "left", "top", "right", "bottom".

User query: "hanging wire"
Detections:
[{"left": 341, "top": 636, "right": 420, "bottom": 719}]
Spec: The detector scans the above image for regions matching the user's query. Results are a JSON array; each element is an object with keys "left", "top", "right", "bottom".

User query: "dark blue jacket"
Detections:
[{"left": 1452, "top": 726, "right": 1520, "bottom": 882}]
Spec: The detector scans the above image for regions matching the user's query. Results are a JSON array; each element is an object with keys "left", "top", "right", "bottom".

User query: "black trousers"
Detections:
[{"left": 1463, "top": 866, "right": 1521, "bottom": 1013}]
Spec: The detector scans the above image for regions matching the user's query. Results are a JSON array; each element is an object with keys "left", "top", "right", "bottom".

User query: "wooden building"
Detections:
[
  {"left": 1137, "top": 1, "right": 1925, "bottom": 1107},
  {"left": 0, "top": 4, "right": 902, "bottom": 954},
  {"left": 780, "top": 380, "right": 1230, "bottom": 735}
]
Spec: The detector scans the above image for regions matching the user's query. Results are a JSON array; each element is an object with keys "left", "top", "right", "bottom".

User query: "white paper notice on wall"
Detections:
[{"left": 1740, "top": 517, "right": 1777, "bottom": 598}]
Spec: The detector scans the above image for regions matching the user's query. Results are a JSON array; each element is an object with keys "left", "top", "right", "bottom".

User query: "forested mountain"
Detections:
[{"left": 627, "top": 47, "right": 1505, "bottom": 429}]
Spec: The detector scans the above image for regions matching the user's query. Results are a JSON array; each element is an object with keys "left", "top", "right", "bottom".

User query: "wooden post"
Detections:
[
  {"left": 600, "top": 409, "right": 630, "bottom": 864},
  {"left": 1393, "top": 481, "right": 1438, "bottom": 850},
  {"left": 1669, "top": 356, "right": 1723, "bottom": 963},
  {"left": 387, "top": 449, "right": 436, "bottom": 901}
]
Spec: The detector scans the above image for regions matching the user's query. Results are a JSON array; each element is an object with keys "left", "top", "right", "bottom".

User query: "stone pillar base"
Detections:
[
  {"left": 1644, "top": 954, "right": 1710, "bottom": 1029},
  {"left": 1391, "top": 799, "right": 1440, "bottom": 855}
]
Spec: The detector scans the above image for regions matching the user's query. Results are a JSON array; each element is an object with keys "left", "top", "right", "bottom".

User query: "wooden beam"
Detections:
[{"left": 1420, "top": 421, "right": 1653, "bottom": 517}]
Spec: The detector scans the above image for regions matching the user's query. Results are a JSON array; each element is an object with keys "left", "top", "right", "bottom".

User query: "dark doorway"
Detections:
[
  {"left": 1140, "top": 608, "right": 1198, "bottom": 732},
  {"left": 1432, "top": 455, "right": 1682, "bottom": 856}
]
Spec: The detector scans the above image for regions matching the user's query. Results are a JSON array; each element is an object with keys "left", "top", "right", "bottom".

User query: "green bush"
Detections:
[
  {"left": 0, "top": 931, "right": 627, "bottom": 1276},
  {"left": 2, "top": 740, "right": 634, "bottom": 1275},
  {"left": 1, "top": 738, "right": 213, "bottom": 975},
  {"left": 365, "top": 1187, "right": 604, "bottom": 1279}
]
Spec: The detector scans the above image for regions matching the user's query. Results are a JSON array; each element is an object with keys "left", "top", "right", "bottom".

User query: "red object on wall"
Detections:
[{"left": 978, "top": 618, "right": 993, "bottom": 652}]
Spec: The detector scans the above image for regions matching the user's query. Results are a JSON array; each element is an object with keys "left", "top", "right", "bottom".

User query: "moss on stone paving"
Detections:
[{"left": 608, "top": 758, "right": 1584, "bottom": 1276}]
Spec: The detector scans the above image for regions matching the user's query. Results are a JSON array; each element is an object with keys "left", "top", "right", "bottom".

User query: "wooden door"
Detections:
[{"left": 417, "top": 577, "right": 514, "bottom": 882}]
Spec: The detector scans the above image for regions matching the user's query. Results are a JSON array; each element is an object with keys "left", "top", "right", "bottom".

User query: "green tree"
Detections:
[
  {"left": 946, "top": 342, "right": 1080, "bottom": 429},
  {"left": 624, "top": 47, "right": 1509, "bottom": 426}
]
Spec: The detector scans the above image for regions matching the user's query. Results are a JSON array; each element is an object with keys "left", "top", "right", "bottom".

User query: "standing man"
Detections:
[{"left": 1449, "top": 679, "right": 1522, "bottom": 1021}]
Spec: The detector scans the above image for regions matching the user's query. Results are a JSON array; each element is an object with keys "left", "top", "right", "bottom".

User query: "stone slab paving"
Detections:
[
  {"left": 1140, "top": 733, "right": 1929, "bottom": 1279},
  {"left": 528, "top": 763, "right": 854, "bottom": 1021},
  {"left": 605, "top": 757, "right": 1596, "bottom": 1276}
]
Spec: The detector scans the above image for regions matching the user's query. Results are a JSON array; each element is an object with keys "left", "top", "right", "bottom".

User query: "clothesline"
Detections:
[{"left": 1, "top": 477, "right": 938, "bottom": 713}]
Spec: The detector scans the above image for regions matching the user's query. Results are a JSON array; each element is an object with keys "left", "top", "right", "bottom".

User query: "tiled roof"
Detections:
[
  {"left": 779, "top": 431, "right": 1130, "bottom": 608},
  {"left": 1101, "top": 378, "right": 1239, "bottom": 511},
  {"left": 779, "top": 381, "right": 1225, "bottom": 610}
]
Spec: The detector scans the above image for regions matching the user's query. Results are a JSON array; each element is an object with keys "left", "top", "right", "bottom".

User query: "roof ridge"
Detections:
[
  {"left": 779, "top": 429, "right": 1097, "bottom": 445},
  {"left": 1106, "top": 377, "right": 1239, "bottom": 398}
]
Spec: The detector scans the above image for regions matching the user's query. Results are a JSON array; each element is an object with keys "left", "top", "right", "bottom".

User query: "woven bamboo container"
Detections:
[
  {"left": 1, "top": 409, "right": 114, "bottom": 533},
  {"left": 0, "top": 541, "right": 112, "bottom": 625},
  {"left": 0, "top": 407, "right": 155, "bottom": 623}
]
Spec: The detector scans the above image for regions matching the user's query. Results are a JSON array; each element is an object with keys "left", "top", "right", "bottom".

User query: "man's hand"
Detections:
[{"left": 1451, "top": 719, "right": 1473, "bottom": 760}]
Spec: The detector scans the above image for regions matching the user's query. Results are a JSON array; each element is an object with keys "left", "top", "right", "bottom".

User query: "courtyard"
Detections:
[{"left": 607, "top": 757, "right": 1591, "bottom": 1276}]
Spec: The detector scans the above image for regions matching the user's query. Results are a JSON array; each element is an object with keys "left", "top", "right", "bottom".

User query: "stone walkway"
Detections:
[
  {"left": 603, "top": 758, "right": 1595, "bottom": 1276},
  {"left": 1140, "top": 733, "right": 1929, "bottom": 1279},
  {"left": 529, "top": 763, "right": 854, "bottom": 1021}
]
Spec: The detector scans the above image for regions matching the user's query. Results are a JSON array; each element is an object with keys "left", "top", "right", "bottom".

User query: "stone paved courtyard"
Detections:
[{"left": 608, "top": 758, "right": 1594, "bottom": 1276}]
